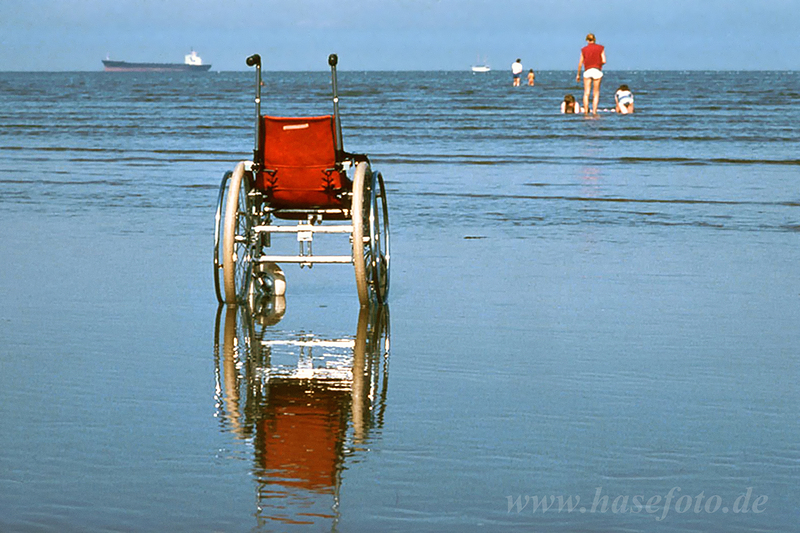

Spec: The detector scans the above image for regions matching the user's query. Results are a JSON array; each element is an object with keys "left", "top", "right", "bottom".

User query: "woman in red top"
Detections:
[{"left": 576, "top": 33, "right": 606, "bottom": 115}]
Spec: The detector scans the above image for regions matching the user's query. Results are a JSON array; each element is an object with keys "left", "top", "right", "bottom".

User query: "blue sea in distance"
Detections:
[{"left": 1, "top": 69, "right": 799, "bottom": 532}]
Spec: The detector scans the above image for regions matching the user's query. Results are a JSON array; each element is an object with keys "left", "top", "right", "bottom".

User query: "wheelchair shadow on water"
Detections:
[{"left": 213, "top": 296, "right": 390, "bottom": 530}]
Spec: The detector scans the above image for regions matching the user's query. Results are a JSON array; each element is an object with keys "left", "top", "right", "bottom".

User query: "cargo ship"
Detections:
[{"left": 102, "top": 50, "right": 211, "bottom": 72}]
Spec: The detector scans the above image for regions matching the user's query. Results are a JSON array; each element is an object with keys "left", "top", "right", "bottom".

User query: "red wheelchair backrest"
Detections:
[{"left": 256, "top": 115, "right": 347, "bottom": 209}]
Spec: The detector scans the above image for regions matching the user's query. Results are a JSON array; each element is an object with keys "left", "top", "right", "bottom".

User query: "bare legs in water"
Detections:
[{"left": 583, "top": 75, "right": 601, "bottom": 115}]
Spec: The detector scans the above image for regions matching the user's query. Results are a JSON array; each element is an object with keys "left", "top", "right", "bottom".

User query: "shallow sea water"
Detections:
[{"left": 1, "top": 70, "right": 799, "bottom": 532}]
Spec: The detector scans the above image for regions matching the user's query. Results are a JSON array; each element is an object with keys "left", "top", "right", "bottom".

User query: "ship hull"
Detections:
[{"left": 102, "top": 60, "right": 211, "bottom": 72}]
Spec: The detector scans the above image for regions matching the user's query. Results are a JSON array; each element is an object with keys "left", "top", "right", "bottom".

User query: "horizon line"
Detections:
[{"left": 2, "top": 68, "right": 799, "bottom": 74}]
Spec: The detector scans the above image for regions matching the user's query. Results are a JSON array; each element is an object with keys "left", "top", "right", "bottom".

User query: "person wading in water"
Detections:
[{"left": 576, "top": 33, "right": 606, "bottom": 114}]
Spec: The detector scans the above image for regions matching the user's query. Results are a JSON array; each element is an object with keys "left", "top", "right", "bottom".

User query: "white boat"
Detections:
[{"left": 471, "top": 55, "right": 491, "bottom": 73}]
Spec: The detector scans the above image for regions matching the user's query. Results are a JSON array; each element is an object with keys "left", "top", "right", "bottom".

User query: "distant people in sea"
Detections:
[
  {"left": 615, "top": 84, "right": 634, "bottom": 114},
  {"left": 561, "top": 94, "right": 582, "bottom": 114},
  {"left": 576, "top": 33, "right": 606, "bottom": 114},
  {"left": 527, "top": 69, "right": 535, "bottom": 86},
  {"left": 512, "top": 59, "right": 523, "bottom": 87}
]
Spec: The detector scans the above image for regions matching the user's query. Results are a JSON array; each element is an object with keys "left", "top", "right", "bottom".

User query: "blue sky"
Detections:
[{"left": 1, "top": 0, "right": 797, "bottom": 71}]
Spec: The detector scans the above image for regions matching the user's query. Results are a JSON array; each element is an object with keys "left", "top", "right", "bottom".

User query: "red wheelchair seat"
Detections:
[{"left": 256, "top": 115, "right": 350, "bottom": 209}]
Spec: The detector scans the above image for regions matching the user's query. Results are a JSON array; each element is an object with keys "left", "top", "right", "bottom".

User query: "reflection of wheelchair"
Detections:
[
  {"left": 213, "top": 300, "right": 390, "bottom": 528},
  {"left": 214, "top": 53, "right": 390, "bottom": 307}
]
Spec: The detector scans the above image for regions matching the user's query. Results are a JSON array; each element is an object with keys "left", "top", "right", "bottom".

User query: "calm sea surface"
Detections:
[{"left": 1, "top": 70, "right": 799, "bottom": 532}]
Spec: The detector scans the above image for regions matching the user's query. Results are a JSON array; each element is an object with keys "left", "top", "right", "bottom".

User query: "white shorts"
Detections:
[{"left": 583, "top": 68, "right": 603, "bottom": 80}]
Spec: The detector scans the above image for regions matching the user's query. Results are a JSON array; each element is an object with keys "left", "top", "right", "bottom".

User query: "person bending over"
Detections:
[
  {"left": 615, "top": 84, "right": 635, "bottom": 114},
  {"left": 561, "top": 94, "right": 582, "bottom": 114}
]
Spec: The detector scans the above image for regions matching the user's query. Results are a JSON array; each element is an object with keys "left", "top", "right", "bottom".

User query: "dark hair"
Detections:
[
  {"left": 564, "top": 94, "right": 576, "bottom": 113},
  {"left": 618, "top": 84, "right": 630, "bottom": 91}
]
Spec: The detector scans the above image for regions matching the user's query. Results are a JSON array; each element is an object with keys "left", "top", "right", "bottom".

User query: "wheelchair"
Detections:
[{"left": 214, "top": 54, "right": 390, "bottom": 307}]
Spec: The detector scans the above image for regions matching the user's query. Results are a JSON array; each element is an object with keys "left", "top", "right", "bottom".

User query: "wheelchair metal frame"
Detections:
[{"left": 214, "top": 54, "right": 389, "bottom": 307}]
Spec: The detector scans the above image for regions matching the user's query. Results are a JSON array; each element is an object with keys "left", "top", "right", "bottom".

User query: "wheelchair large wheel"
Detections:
[
  {"left": 213, "top": 172, "right": 230, "bottom": 303},
  {"left": 371, "top": 171, "right": 390, "bottom": 301},
  {"left": 219, "top": 162, "right": 254, "bottom": 304},
  {"left": 352, "top": 162, "right": 390, "bottom": 306}
]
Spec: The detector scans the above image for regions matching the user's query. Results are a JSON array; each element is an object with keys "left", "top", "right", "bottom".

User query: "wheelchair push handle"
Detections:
[
  {"left": 247, "top": 54, "right": 263, "bottom": 167},
  {"left": 328, "top": 54, "right": 344, "bottom": 156}
]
